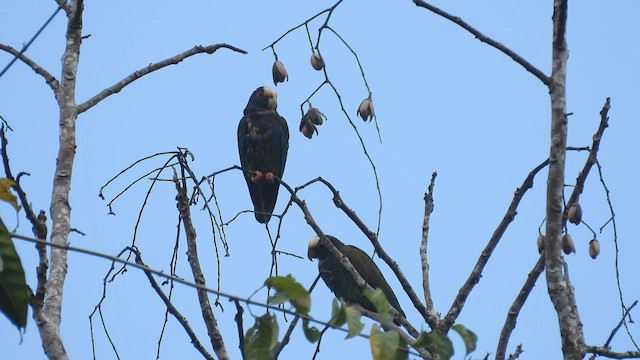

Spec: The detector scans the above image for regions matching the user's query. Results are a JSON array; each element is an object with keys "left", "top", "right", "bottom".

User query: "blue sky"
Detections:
[{"left": 1, "top": 1, "right": 639, "bottom": 359}]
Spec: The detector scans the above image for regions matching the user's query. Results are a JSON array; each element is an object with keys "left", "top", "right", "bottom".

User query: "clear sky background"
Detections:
[{"left": 1, "top": 1, "right": 639, "bottom": 359}]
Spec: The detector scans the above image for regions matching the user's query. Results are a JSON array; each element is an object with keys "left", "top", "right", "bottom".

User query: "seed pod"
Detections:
[
  {"left": 357, "top": 98, "right": 375, "bottom": 122},
  {"left": 299, "top": 120, "right": 317, "bottom": 139},
  {"left": 537, "top": 235, "right": 545, "bottom": 254},
  {"left": 589, "top": 239, "right": 600, "bottom": 259},
  {"left": 299, "top": 108, "right": 326, "bottom": 139},
  {"left": 305, "top": 107, "right": 327, "bottom": 125},
  {"left": 310, "top": 51, "right": 325, "bottom": 71},
  {"left": 567, "top": 203, "right": 582, "bottom": 225},
  {"left": 562, "top": 234, "right": 576, "bottom": 255},
  {"left": 272, "top": 60, "right": 288, "bottom": 85}
]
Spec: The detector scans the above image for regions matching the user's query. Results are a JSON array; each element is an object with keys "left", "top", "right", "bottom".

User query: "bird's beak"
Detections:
[{"left": 263, "top": 86, "right": 278, "bottom": 110}]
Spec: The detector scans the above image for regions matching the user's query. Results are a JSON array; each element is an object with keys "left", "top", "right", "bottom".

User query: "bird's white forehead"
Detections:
[
  {"left": 263, "top": 86, "right": 277, "bottom": 99},
  {"left": 308, "top": 235, "right": 321, "bottom": 249}
]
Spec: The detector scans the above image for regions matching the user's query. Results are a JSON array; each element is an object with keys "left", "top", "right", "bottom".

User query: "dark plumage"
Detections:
[
  {"left": 237, "top": 86, "right": 289, "bottom": 223},
  {"left": 307, "top": 235, "right": 405, "bottom": 321}
]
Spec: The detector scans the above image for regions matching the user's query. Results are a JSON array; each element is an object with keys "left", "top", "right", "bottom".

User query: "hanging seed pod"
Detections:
[
  {"left": 562, "top": 234, "right": 576, "bottom": 255},
  {"left": 299, "top": 120, "right": 317, "bottom": 139},
  {"left": 589, "top": 239, "right": 600, "bottom": 259},
  {"left": 299, "top": 108, "right": 326, "bottom": 139},
  {"left": 310, "top": 51, "right": 325, "bottom": 71},
  {"left": 567, "top": 203, "right": 583, "bottom": 225},
  {"left": 272, "top": 60, "right": 288, "bottom": 85},
  {"left": 305, "top": 107, "right": 327, "bottom": 125},
  {"left": 357, "top": 98, "right": 375, "bottom": 122},
  {"left": 537, "top": 235, "right": 545, "bottom": 254}
]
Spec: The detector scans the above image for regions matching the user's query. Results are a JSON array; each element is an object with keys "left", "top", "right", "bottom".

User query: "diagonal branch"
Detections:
[
  {"left": 412, "top": 0, "right": 550, "bottom": 85},
  {"left": 173, "top": 162, "right": 229, "bottom": 360},
  {"left": 134, "top": 250, "right": 215, "bottom": 360},
  {"left": 0, "top": 43, "right": 59, "bottom": 93},
  {"left": 77, "top": 43, "right": 247, "bottom": 114},
  {"left": 295, "top": 176, "right": 431, "bottom": 330},
  {"left": 496, "top": 255, "right": 545, "bottom": 360},
  {"left": 439, "top": 158, "right": 550, "bottom": 333}
]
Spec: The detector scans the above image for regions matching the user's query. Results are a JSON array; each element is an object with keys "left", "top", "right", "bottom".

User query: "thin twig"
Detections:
[
  {"left": 135, "top": 250, "right": 215, "bottom": 360},
  {"left": 173, "top": 162, "right": 229, "bottom": 360},
  {"left": 12, "top": 233, "right": 414, "bottom": 347},
  {"left": 496, "top": 256, "right": 545, "bottom": 360},
  {"left": 439, "top": 157, "right": 550, "bottom": 333},
  {"left": 77, "top": 44, "right": 247, "bottom": 114},
  {"left": 0, "top": 3, "right": 64, "bottom": 79},
  {"left": 420, "top": 172, "right": 439, "bottom": 329},
  {"left": 412, "top": 0, "right": 550, "bottom": 85}
]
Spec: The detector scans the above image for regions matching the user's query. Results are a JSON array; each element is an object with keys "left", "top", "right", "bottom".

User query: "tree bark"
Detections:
[
  {"left": 31, "top": 1, "right": 83, "bottom": 359},
  {"left": 545, "top": 1, "right": 585, "bottom": 359}
]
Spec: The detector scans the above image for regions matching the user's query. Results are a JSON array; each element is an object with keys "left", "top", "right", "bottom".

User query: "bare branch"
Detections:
[
  {"left": 173, "top": 163, "right": 229, "bottom": 360},
  {"left": 544, "top": 1, "right": 585, "bottom": 358},
  {"left": 0, "top": 43, "right": 59, "bottom": 93},
  {"left": 584, "top": 347, "right": 640, "bottom": 359},
  {"left": 420, "top": 172, "right": 438, "bottom": 326},
  {"left": 76, "top": 43, "right": 247, "bottom": 114},
  {"left": 601, "top": 301, "right": 639, "bottom": 353},
  {"left": 294, "top": 176, "right": 429, "bottom": 331},
  {"left": 439, "top": 157, "right": 550, "bottom": 333},
  {"left": 496, "top": 255, "right": 545, "bottom": 360},
  {"left": 412, "top": 0, "right": 550, "bottom": 85},
  {"left": 0, "top": 3, "right": 64, "bottom": 80},
  {"left": 135, "top": 250, "right": 215, "bottom": 360}
]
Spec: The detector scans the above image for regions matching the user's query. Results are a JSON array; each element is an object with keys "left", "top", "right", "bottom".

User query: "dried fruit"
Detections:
[
  {"left": 272, "top": 60, "right": 288, "bottom": 85},
  {"left": 299, "top": 120, "right": 317, "bottom": 139},
  {"left": 536, "top": 235, "right": 545, "bottom": 254},
  {"left": 305, "top": 107, "right": 327, "bottom": 125},
  {"left": 562, "top": 234, "right": 576, "bottom": 255},
  {"left": 567, "top": 203, "right": 582, "bottom": 225},
  {"left": 589, "top": 239, "right": 600, "bottom": 259},
  {"left": 310, "top": 51, "right": 325, "bottom": 71},
  {"left": 357, "top": 97, "right": 375, "bottom": 122},
  {"left": 299, "top": 108, "right": 326, "bottom": 139}
]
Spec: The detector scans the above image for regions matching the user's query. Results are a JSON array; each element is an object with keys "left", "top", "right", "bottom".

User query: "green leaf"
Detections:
[
  {"left": 413, "top": 331, "right": 454, "bottom": 360},
  {"left": 364, "top": 288, "right": 393, "bottom": 325},
  {"left": 452, "top": 323, "right": 478, "bottom": 355},
  {"left": 370, "top": 323, "right": 400, "bottom": 360},
  {"left": 329, "top": 298, "right": 346, "bottom": 327},
  {"left": 344, "top": 305, "right": 364, "bottom": 339},
  {"left": 0, "top": 218, "right": 27, "bottom": 330},
  {"left": 265, "top": 275, "right": 311, "bottom": 314},
  {"left": 393, "top": 336, "right": 409, "bottom": 360},
  {"left": 302, "top": 318, "right": 321, "bottom": 343},
  {"left": 244, "top": 313, "right": 279, "bottom": 360}
]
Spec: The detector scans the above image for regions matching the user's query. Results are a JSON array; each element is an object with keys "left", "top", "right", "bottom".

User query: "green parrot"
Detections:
[{"left": 307, "top": 235, "right": 406, "bottom": 322}]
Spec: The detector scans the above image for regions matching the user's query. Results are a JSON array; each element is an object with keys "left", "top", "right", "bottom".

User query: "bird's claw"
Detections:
[
  {"left": 265, "top": 172, "right": 275, "bottom": 182},
  {"left": 251, "top": 170, "right": 263, "bottom": 182}
]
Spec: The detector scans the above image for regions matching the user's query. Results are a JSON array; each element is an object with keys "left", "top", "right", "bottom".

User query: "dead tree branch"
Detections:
[
  {"left": 173, "top": 163, "right": 229, "bottom": 360},
  {"left": 134, "top": 249, "right": 215, "bottom": 360},
  {"left": 412, "top": 0, "right": 550, "bottom": 85},
  {"left": 439, "top": 157, "right": 550, "bottom": 334},
  {"left": 0, "top": 43, "right": 59, "bottom": 94},
  {"left": 545, "top": 1, "right": 585, "bottom": 358},
  {"left": 77, "top": 43, "right": 247, "bottom": 114},
  {"left": 420, "top": 172, "right": 438, "bottom": 327}
]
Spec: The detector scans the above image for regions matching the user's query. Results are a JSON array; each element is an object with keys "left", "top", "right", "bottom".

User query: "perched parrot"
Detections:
[
  {"left": 237, "top": 86, "right": 289, "bottom": 224},
  {"left": 307, "top": 235, "right": 406, "bottom": 321}
]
